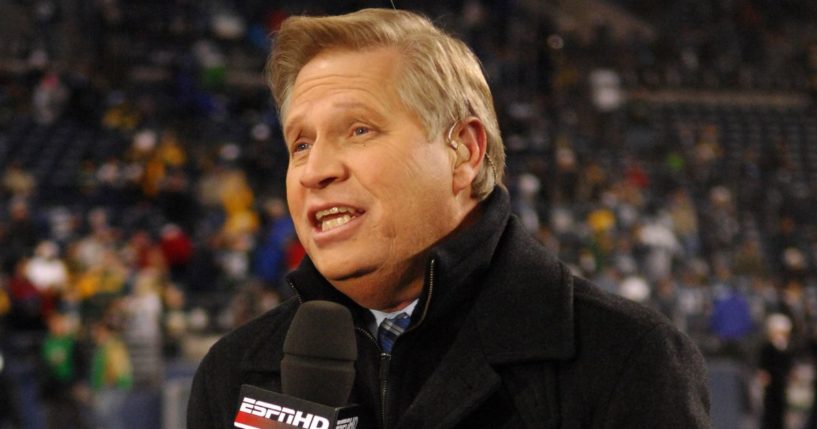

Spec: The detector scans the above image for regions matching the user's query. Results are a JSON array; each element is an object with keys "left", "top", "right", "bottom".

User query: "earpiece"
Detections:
[
  {"left": 446, "top": 123, "right": 469, "bottom": 165},
  {"left": 446, "top": 123, "right": 458, "bottom": 150}
]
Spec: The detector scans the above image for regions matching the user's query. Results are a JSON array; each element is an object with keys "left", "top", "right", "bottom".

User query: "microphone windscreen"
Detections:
[{"left": 281, "top": 300, "right": 357, "bottom": 407}]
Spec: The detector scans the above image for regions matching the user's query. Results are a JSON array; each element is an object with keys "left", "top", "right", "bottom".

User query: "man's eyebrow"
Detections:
[
  {"left": 284, "top": 101, "right": 387, "bottom": 138},
  {"left": 282, "top": 114, "right": 303, "bottom": 142}
]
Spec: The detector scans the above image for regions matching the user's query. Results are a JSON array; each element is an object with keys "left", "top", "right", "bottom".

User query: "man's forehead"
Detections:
[
  {"left": 283, "top": 50, "right": 404, "bottom": 130},
  {"left": 288, "top": 47, "right": 401, "bottom": 98}
]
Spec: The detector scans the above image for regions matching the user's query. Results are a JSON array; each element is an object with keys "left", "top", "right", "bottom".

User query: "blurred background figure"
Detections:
[
  {"left": 89, "top": 320, "right": 132, "bottom": 429},
  {"left": 0, "top": 345, "right": 21, "bottom": 429},
  {"left": 40, "top": 311, "right": 89, "bottom": 429},
  {"left": 757, "top": 314, "right": 794, "bottom": 429}
]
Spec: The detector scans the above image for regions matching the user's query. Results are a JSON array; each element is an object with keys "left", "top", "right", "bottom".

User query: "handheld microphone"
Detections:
[
  {"left": 282, "top": 300, "right": 357, "bottom": 406},
  {"left": 234, "top": 301, "right": 361, "bottom": 429}
]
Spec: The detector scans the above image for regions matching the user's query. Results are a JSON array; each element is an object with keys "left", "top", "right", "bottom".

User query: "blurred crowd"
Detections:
[{"left": 0, "top": 0, "right": 816, "bottom": 428}]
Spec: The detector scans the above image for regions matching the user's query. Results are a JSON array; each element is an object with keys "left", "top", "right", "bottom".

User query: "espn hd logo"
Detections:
[{"left": 234, "top": 397, "right": 358, "bottom": 429}]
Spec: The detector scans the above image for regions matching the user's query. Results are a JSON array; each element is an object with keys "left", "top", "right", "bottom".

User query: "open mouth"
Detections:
[{"left": 313, "top": 206, "right": 363, "bottom": 232}]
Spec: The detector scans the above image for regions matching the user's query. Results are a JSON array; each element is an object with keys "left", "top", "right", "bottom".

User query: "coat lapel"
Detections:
[
  {"left": 499, "top": 363, "right": 562, "bottom": 429},
  {"left": 395, "top": 321, "right": 501, "bottom": 429}
]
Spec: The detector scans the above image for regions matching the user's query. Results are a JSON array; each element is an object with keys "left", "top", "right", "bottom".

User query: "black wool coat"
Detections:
[{"left": 187, "top": 189, "right": 711, "bottom": 429}]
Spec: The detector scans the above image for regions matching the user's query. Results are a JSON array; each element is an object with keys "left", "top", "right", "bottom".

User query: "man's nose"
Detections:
[{"left": 298, "top": 139, "right": 347, "bottom": 189}]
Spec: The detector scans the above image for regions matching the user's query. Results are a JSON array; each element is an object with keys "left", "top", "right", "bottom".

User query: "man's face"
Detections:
[{"left": 283, "top": 47, "right": 462, "bottom": 310}]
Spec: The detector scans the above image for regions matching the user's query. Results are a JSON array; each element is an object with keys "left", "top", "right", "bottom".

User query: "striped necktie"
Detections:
[{"left": 377, "top": 313, "right": 410, "bottom": 353}]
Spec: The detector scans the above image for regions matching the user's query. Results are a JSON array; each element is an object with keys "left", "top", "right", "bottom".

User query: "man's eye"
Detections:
[
  {"left": 293, "top": 142, "right": 311, "bottom": 153},
  {"left": 352, "top": 126, "right": 370, "bottom": 136}
]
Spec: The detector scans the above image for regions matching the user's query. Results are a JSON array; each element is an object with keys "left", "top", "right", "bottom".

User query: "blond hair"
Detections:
[{"left": 267, "top": 8, "right": 504, "bottom": 200}]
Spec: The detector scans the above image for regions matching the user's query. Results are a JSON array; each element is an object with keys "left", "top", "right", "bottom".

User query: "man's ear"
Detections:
[{"left": 449, "top": 117, "right": 488, "bottom": 195}]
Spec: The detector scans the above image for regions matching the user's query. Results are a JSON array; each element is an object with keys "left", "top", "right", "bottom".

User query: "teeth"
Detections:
[
  {"left": 314, "top": 206, "right": 359, "bottom": 232},
  {"left": 315, "top": 206, "right": 355, "bottom": 221},
  {"left": 321, "top": 214, "right": 352, "bottom": 232}
]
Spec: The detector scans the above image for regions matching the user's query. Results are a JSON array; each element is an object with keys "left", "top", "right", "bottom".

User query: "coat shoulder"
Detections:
[
  {"left": 569, "top": 274, "right": 701, "bottom": 369},
  {"left": 187, "top": 298, "right": 300, "bottom": 429},
  {"left": 564, "top": 276, "right": 711, "bottom": 427},
  {"left": 206, "top": 297, "right": 299, "bottom": 360},
  {"left": 571, "top": 275, "right": 673, "bottom": 337}
]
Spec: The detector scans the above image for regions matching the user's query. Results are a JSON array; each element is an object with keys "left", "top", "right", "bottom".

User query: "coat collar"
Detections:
[
  {"left": 473, "top": 216, "right": 576, "bottom": 364},
  {"left": 420, "top": 188, "right": 575, "bottom": 363},
  {"left": 419, "top": 188, "right": 576, "bottom": 363},
  {"left": 397, "top": 214, "right": 575, "bottom": 429}
]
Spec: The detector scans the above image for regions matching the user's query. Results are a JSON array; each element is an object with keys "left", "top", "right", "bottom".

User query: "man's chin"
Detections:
[
  {"left": 317, "top": 265, "right": 389, "bottom": 307},
  {"left": 329, "top": 266, "right": 377, "bottom": 282}
]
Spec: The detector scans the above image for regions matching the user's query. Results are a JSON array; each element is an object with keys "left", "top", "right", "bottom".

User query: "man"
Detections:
[{"left": 188, "top": 8, "right": 711, "bottom": 429}]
